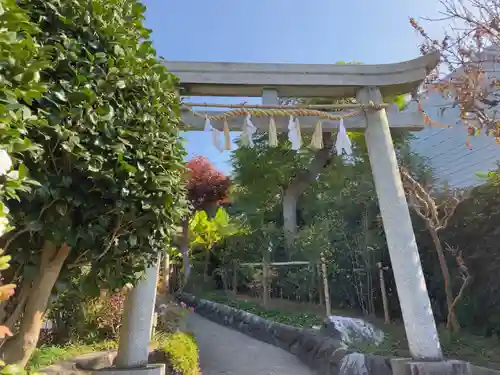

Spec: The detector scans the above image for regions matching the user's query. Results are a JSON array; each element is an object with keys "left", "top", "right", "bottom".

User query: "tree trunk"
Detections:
[
  {"left": 282, "top": 192, "right": 298, "bottom": 249},
  {"left": 204, "top": 202, "right": 219, "bottom": 218},
  {"left": 317, "top": 263, "right": 324, "bottom": 307},
  {"left": 320, "top": 254, "right": 331, "bottom": 317},
  {"left": 282, "top": 134, "right": 334, "bottom": 250},
  {"left": 377, "top": 262, "right": 391, "bottom": 324},
  {"left": 427, "top": 224, "right": 460, "bottom": 332},
  {"left": 308, "top": 265, "right": 314, "bottom": 303},
  {"left": 180, "top": 218, "right": 190, "bottom": 285},
  {"left": 362, "top": 208, "right": 375, "bottom": 316},
  {"left": 221, "top": 268, "right": 229, "bottom": 293},
  {"left": 232, "top": 262, "right": 238, "bottom": 295},
  {"left": 203, "top": 249, "right": 210, "bottom": 283},
  {"left": 262, "top": 255, "right": 270, "bottom": 308},
  {"left": 2, "top": 241, "right": 70, "bottom": 367}
]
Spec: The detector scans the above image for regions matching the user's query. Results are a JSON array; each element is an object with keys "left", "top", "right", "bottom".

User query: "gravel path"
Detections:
[{"left": 187, "top": 313, "right": 316, "bottom": 375}]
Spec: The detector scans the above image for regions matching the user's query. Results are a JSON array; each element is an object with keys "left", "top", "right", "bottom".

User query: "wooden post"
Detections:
[
  {"left": 232, "top": 261, "right": 238, "bottom": 295},
  {"left": 262, "top": 255, "right": 270, "bottom": 308},
  {"left": 317, "top": 263, "right": 324, "bottom": 307},
  {"left": 377, "top": 262, "right": 390, "bottom": 324},
  {"left": 308, "top": 264, "right": 314, "bottom": 303},
  {"left": 357, "top": 87, "right": 442, "bottom": 360},
  {"left": 320, "top": 253, "right": 331, "bottom": 317}
]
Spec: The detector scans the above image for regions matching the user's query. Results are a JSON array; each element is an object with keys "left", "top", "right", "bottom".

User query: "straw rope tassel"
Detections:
[
  {"left": 240, "top": 116, "right": 249, "bottom": 147},
  {"left": 309, "top": 120, "right": 324, "bottom": 150},
  {"left": 212, "top": 129, "right": 223, "bottom": 152},
  {"left": 335, "top": 118, "right": 352, "bottom": 155},
  {"left": 287, "top": 116, "right": 299, "bottom": 150},
  {"left": 241, "top": 113, "right": 257, "bottom": 148},
  {"left": 223, "top": 119, "right": 231, "bottom": 150},
  {"left": 204, "top": 115, "right": 213, "bottom": 132},
  {"left": 295, "top": 117, "right": 303, "bottom": 149},
  {"left": 268, "top": 117, "right": 278, "bottom": 147}
]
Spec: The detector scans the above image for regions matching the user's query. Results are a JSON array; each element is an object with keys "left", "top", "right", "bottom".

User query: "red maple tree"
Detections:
[{"left": 185, "top": 156, "right": 231, "bottom": 212}]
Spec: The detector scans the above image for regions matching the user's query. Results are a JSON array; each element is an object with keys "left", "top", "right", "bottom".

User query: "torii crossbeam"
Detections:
[
  {"left": 167, "top": 53, "right": 439, "bottom": 133},
  {"left": 163, "top": 53, "right": 443, "bottom": 361}
]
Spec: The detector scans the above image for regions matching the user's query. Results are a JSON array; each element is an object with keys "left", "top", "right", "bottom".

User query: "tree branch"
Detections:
[{"left": 96, "top": 215, "right": 123, "bottom": 262}]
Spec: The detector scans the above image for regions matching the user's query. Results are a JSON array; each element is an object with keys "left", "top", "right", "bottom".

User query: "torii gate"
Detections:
[
  {"left": 168, "top": 54, "right": 443, "bottom": 360},
  {"left": 118, "top": 52, "right": 471, "bottom": 374}
]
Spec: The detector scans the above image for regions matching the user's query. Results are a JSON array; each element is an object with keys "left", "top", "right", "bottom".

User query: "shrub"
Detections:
[
  {"left": 162, "top": 332, "right": 199, "bottom": 375},
  {"left": 85, "top": 291, "right": 125, "bottom": 340},
  {"left": 157, "top": 302, "right": 186, "bottom": 334}
]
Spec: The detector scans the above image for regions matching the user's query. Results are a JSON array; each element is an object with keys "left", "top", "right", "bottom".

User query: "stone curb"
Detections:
[
  {"left": 177, "top": 293, "right": 392, "bottom": 375},
  {"left": 177, "top": 294, "right": 500, "bottom": 375}
]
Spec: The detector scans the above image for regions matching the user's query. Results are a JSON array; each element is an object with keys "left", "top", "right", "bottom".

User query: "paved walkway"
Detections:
[{"left": 187, "top": 313, "right": 315, "bottom": 375}]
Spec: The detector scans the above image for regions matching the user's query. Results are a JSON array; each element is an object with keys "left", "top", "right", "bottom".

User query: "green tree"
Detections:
[
  {"left": 232, "top": 81, "right": 408, "bottom": 252},
  {"left": 0, "top": 0, "right": 187, "bottom": 366},
  {"left": 230, "top": 99, "right": 421, "bottom": 312},
  {"left": 190, "top": 207, "right": 239, "bottom": 281}
]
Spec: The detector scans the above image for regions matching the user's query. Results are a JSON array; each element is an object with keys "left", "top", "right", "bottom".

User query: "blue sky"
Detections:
[{"left": 142, "top": 0, "right": 445, "bottom": 175}]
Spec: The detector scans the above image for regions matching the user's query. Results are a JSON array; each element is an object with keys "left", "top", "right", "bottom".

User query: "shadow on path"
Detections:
[{"left": 187, "top": 312, "right": 315, "bottom": 375}]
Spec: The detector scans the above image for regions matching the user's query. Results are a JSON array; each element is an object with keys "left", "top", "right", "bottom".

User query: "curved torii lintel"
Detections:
[{"left": 164, "top": 51, "right": 440, "bottom": 98}]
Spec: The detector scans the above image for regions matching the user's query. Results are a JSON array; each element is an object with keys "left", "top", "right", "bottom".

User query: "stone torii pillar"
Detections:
[
  {"left": 115, "top": 259, "right": 163, "bottom": 374},
  {"left": 357, "top": 87, "right": 441, "bottom": 359},
  {"left": 358, "top": 87, "right": 473, "bottom": 374}
]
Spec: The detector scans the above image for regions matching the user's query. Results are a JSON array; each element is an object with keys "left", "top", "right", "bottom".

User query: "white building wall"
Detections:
[{"left": 408, "top": 50, "right": 500, "bottom": 189}]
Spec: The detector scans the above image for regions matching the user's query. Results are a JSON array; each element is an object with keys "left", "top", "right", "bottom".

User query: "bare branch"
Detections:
[
  {"left": 444, "top": 242, "right": 472, "bottom": 330},
  {"left": 400, "top": 168, "right": 471, "bottom": 233},
  {"left": 410, "top": 0, "right": 500, "bottom": 135}
]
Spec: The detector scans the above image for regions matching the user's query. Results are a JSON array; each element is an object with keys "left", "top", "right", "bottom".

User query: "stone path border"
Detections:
[{"left": 177, "top": 293, "right": 392, "bottom": 375}]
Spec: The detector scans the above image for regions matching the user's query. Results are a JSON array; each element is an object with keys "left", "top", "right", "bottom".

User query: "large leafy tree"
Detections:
[
  {"left": 277, "top": 63, "right": 409, "bottom": 250},
  {"left": 230, "top": 99, "right": 418, "bottom": 312},
  {"left": 232, "top": 93, "right": 408, "bottom": 251},
  {"left": 0, "top": 0, "right": 187, "bottom": 366}
]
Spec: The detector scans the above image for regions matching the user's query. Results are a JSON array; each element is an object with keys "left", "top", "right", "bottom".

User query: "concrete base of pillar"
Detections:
[
  {"left": 391, "top": 358, "right": 472, "bottom": 375},
  {"left": 90, "top": 364, "right": 165, "bottom": 375}
]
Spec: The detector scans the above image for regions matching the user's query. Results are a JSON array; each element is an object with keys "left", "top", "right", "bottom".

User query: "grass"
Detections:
[
  {"left": 200, "top": 290, "right": 500, "bottom": 370},
  {"left": 27, "top": 332, "right": 197, "bottom": 373},
  {"left": 201, "top": 291, "right": 324, "bottom": 328},
  {"left": 27, "top": 340, "right": 118, "bottom": 371}
]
